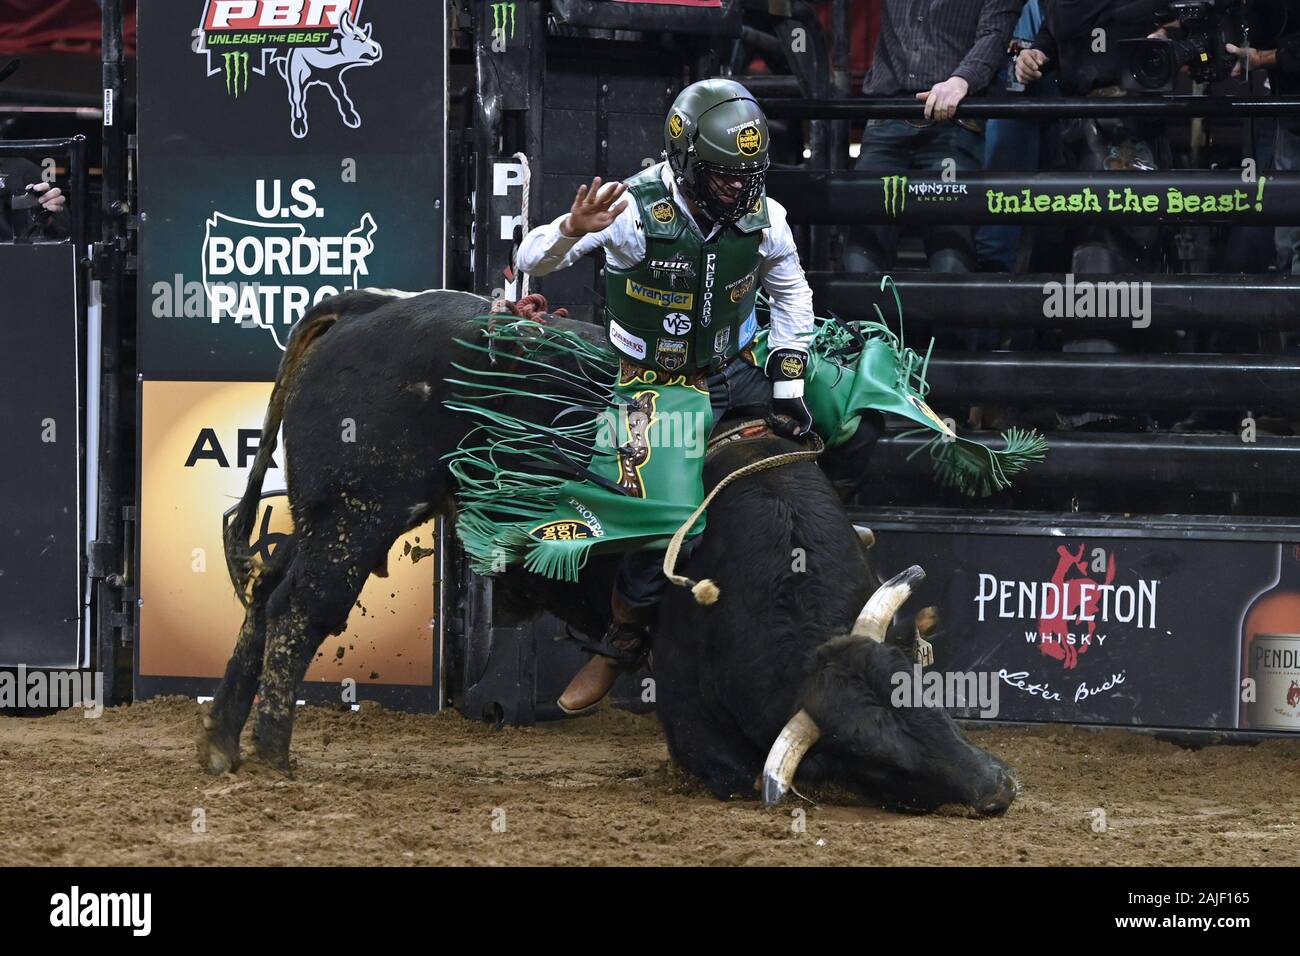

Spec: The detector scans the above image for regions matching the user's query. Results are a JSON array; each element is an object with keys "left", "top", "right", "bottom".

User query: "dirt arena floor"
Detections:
[{"left": 1, "top": 697, "right": 1298, "bottom": 866}]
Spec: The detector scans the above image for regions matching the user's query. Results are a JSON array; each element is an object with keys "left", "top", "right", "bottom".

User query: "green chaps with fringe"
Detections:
[{"left": 446, "top": 314, "right": 1046, "bottom": 583}]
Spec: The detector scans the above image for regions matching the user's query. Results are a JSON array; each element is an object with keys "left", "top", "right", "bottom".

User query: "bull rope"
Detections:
[
  {"left": 662, "top": 423, "right": 825, "bottom": 605},
  {"left": 512, "top": 151, "right": 531, "bottom": 298}
]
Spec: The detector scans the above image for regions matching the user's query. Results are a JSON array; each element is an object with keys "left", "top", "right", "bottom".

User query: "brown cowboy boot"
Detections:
[{"left": 557, "top": 590, "right": 651, "bottom": 715}]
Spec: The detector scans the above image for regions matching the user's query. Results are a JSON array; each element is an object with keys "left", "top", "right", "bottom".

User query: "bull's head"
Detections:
[
  {"left": 762, "top": 565, "right": 1018, "bottom": 815},
  {"left": 337, "top": 10, "right": 382, "bottom": 64}
]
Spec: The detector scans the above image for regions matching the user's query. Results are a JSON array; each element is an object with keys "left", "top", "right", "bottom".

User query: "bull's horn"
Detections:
[
  {"left": 853, "top": 525, "right": 875, "bottom": 550},
  {"left": 761, "top": 709, "right": 821, "bottom": 806},
  {"left": 850, "top": 564, "right": 926, "bottom": 643}
]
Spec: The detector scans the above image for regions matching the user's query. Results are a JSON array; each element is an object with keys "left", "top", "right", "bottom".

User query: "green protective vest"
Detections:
[{"left": 604, "top": 162, "right": 770, "bottom": 374}]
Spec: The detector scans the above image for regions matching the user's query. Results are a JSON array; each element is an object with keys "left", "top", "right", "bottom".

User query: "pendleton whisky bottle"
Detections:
[{"left": 1240, "top": 544, "right": 1300, "bottom": 730}]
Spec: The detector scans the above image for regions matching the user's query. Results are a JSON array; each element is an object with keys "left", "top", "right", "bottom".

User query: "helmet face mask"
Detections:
[
  {"left": 664, "top": 78, "right": 770, "bottom": 226},
  {"left": 691, "top": 158, "right": 769, "bottom": 224}
]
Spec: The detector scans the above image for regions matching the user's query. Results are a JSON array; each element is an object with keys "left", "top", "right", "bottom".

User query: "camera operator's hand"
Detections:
[
  {"left": 915, "top": 76, "right": 969, "bottom": 122},
  {"left": 1015, "top": 48, "right": 1049, "bottom": 85},
  {"left": 560, "top": 176, "right": 628, "bottom": 239},
  {"left": 26, "top": 181, "right": 65, "bottom": 215},
  {"left": 1227, "top": 44, "right": 1277, "bottom": 76}
]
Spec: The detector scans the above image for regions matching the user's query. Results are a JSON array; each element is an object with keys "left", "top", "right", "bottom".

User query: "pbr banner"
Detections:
[
  {"left": 135, "top": 381, "right": 439, "bottom": 709},
  {"left": 865, "top": 527, "right": 1300, "bottom": 733},
  {"left": 136, "top": 0, "right": 446, "bottom": 379}
]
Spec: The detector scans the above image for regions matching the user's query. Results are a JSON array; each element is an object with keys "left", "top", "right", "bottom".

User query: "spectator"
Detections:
[
  {"left": 1015, "top": 0, "right": 1170, "bottom": 275},
  {"left": 977, "top": 0, "right": 1058, "bottom": 272},
  {"left": 843, "top": 0, "right": 1023, "bottom": 276},
  {"left": 1229, "top": 2, "right": 1300, "bottom": 273},
  {"left": 0, "top": 155, "right": 67, "bottom": 241}
]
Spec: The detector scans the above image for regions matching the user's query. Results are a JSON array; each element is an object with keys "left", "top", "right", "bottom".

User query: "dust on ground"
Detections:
[{"left": 1, "top": 697, "right": 1297, "bottom": 866}]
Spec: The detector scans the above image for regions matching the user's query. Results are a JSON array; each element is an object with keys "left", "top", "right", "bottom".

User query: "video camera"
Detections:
[
  {"left": 1120, "top": 0, "right": 1243, "bottom": 92},
  {"left": 0, "top": 179, "right": 43, "bottom": 212}
]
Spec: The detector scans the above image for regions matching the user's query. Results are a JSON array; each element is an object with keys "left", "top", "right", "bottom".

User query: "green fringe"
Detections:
[
  {"left": 905, "top": 426, "right": 1049, "bottom": 498},
  {"left": 443, "top": 315, "right": 618, "bottom": 578}
]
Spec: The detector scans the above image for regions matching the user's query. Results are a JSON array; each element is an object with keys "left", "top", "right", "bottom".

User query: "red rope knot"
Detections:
[{"left": 489, "top": 293, "right": 569, "bottom": 321}]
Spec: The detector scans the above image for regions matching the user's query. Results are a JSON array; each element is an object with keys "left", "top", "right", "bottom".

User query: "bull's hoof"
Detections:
[
  {"left": 197, "top": 721, "right": 241, "bottom": 775},
  {"left": 242, "top": 742, "right": 294, "bottom": 778}
]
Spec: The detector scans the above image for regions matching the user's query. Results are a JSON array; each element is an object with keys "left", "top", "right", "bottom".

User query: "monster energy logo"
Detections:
[
  {"left": 223, "top": 51, "right": 250, "bottom": 97},
  {"left": 881, "top": 175, "right": 907, "bottom": 217},
  {"left": 491, "top": 2, "right": 517, "bottom": 40}
]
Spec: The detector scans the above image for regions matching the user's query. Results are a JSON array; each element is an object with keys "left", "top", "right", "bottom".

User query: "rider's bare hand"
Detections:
[{"left": 561, "top": 176, "right": 628, "bottom": 238}]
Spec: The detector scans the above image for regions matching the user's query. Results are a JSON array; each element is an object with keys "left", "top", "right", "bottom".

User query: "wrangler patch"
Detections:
[{"left": 626, "top": 279, "right": 694, "bottom": 309}]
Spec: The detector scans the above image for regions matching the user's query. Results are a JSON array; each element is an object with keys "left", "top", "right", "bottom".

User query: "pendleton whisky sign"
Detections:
[{"left": 862, "top": 520, "right": 1300, "bottom": 733}]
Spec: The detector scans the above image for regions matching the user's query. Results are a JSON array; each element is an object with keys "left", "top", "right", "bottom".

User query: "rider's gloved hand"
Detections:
[{"left": 765, "top": 348, "right": 813, "bottom": 438}]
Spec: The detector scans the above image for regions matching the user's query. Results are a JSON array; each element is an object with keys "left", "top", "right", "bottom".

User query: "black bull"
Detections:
[{"left": 201, "top": 289, "right": 1016, "bottom": 813}]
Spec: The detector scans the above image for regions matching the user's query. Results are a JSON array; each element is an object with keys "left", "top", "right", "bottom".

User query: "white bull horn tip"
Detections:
[{"left": 761, "top": 709, "right": 821, "bottom": 807}]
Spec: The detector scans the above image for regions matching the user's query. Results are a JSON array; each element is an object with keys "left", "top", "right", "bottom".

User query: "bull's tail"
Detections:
[{"left": 224, "top": 302, "right": 339, "bottom": 606}]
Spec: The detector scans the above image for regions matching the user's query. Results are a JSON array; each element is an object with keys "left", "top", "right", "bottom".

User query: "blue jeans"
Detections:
[
  {"left": 976, "top": 0, "right": 1055, "bottom": 271},
  {"left": 843, "top": 119, "right": 984, "bottom": 273}
]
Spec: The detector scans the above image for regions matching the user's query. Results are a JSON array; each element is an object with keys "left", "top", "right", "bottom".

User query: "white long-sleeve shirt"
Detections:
[{"left": 516, "top": 164, "right": 815, "bottom": 354}]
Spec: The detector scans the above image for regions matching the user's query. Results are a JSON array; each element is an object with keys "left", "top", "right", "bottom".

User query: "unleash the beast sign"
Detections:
[{"left": 195, "top": 0, "right": 382, "bottom": 138}]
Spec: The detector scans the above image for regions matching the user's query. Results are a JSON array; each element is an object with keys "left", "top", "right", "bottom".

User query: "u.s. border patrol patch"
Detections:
[
  {"left": 736, "top": 124, "right": 762, "bottom": 156},
  {"left": 669, "top": 113, "right": 685, "bottom": 139},
  {"left": 651, "top": 200, "right": 675, "bottom": 224}
]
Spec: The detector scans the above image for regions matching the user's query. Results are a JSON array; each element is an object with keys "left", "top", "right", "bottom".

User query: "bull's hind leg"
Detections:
[
  {"left": 199, "top": 536, "right": 296, "bottom": 774},
  {"left": 246, "top": 519, "right": 392, "bottom": 773}
]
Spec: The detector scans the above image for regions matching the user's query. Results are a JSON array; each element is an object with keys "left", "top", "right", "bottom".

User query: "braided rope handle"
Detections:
[{"left": 662, "top": 437, "right": 824, "bottom": 605}]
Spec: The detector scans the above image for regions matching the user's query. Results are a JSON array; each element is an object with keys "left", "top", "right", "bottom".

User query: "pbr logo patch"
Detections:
[
  {"left": 195, "top": 0, "right": 383, "bottom": 140},
  {"left": 647, "top": 253, "right": 696, "bottom": 288},
  {"left": 655, "top": 338, "right": 688, "bottom": 371},
  {"left": 530, "top": 519, "right": 595, "bottom": 542},
  {"left": 726, "top": 271, "right": 756, "bottom": 303},
  {"left": 669, "top": 113, "right": 685, "bottom": 139},
  {"left": 779, "top": 354, "right": 806, "bottom": 379},
  {"left": 713, "top": 327, "right": 731, "bottom": 353},
  {"left": 651, "top": 200, "right": 676, "bottom": 224},
  {"left": 662, "top": 312, "right": 692, "bottom": 335},
  {"left": 735, "top": 124, "right": 763, "bottom": 157}
]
